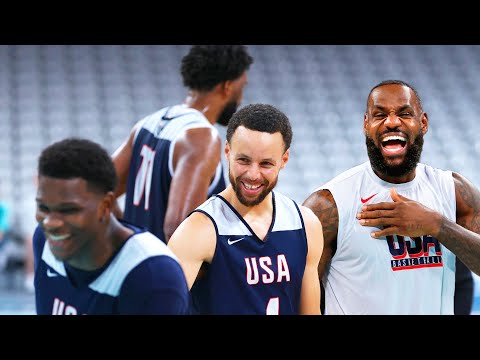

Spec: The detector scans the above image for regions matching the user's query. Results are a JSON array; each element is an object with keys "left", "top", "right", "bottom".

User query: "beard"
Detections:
[
  {"left": 229, "top": 168, "right": 278, "bottom": 207},
  {"left": 366, "top": 133, "right": 424, "bottom": 178},
  {"left": 216, "top": 100, "right": 239, "bottom": 126}
]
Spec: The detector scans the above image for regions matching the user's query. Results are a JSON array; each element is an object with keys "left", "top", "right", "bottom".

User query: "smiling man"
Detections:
[
  {"left": 168, "top": 103, "right": 324, "bottom": 315},
  {"left": 303, "top": 79, "right": 480, "bottom": 315},
  {"left": 33, "top": 138, "right": 189, "bottom": 315}
]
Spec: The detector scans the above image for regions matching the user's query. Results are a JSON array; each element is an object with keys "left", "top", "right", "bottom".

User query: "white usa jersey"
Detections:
[{"left": 317, "top": 161, "right": 456, "bottom": 315}]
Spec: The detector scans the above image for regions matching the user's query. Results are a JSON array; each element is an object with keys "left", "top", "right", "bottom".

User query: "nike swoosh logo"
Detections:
[
  {"left": 227, "top": 237, "right": 244, "bottom": 245},
  {"left": 361, "top": 193, "right": 378, "bottom": 203},
  {"left": 47, "top": 269, "right": 58, "bottom": 278}
]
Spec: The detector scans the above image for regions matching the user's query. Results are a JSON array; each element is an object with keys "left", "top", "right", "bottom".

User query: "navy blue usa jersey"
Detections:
[
  {"left": 123, "top": 105, "right": 226, "bottom": 243},
  {"left": 33, "top": 221, "right": 190, "bottom": 315},
  {"left": 191, "top": 191, "right": 308, "bottom": 315}
]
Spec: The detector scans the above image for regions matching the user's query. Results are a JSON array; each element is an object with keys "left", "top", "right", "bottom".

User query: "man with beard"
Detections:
[
  {"left": 112, "top": 45, "right": 253, "bottom": 244},
  {"left": 303, "top": 79, "right": 479, "bottom": 315},
  {"left": 168, "top": 104, "right": 324, "bottom": 314}
]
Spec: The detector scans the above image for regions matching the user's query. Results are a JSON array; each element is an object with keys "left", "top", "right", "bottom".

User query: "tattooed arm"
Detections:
[
  {"left": 438, "top": 172, "right": 480, "bottom": 276},
  {"left": 302, "top": 189, "right": 339, "bottom": 280}
]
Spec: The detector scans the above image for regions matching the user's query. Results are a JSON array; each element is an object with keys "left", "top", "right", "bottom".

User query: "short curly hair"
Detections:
[
  {"left": 226, "top": 103, "right": 293, "bottom": 152},
  {"left": 181, "top": 45, "right": 254, "bottom": 91},
  {"left": 38, "top": 137, "right": 118, "bottom": 194}
]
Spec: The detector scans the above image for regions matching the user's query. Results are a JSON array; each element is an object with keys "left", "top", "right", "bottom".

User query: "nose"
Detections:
[
  {"left": 384, "top": 113, "right": 402, "bottom": 128},
  {"left": 246, "top": 164, "right": 261, "bottom": 181},
  {"left": 41, "top": 213, "right": 64, "bottom": 231}
]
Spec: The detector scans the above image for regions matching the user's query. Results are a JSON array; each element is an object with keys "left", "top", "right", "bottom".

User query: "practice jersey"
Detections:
[
  {"left": 191, "top": 191, "right": 308, "bottom": 315},
  {"left": 33, "top": 221, "right": 190, "bottom": 315},
  {"left": 317, "top": 161, "right": 456, "bottom": 315},
  {"left": 124, "top": 104, "right": 226, "bottom": 243}
]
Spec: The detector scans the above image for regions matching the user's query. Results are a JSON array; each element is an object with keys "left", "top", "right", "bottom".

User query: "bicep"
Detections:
[
  {"left": 170, "top": 128, "right": 221, "bottom": 195},
  {"left": 299, "top": 254, "right": 321, "bottom": 315},
  {"left": 164, "top": 129, "right": 221, "bottom": 236},
  {"left": 297, "top": 207, "right": 323, "bottom": 314},
  {"left": 454, "top": 172, "right": 480, "bottom": 234},
  {"left": 167, "top": 212, "right": 216, "bottom": 289}
]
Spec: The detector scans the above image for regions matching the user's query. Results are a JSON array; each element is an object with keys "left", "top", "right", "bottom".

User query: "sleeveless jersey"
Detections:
[
  {"left": 317, "top": 161, "right": 456, "bottom": 314},
  {"left": 33, "top": 222, "right": 189, "bottom": 315},
  {"left": 124, "top": 104, "right": 226, "bottom": 243},
  {"left": 190, "top": 191, "right": 308, "bottom": 315}
]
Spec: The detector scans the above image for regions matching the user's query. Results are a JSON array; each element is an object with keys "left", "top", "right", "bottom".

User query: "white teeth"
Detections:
[
  {"left": 382, "top": 135, "right": 407, "bottom": 142},
  {"left": 244, "top": 183, "right": 261, "bottom": 190},
  {"left": 47, "top": 234, "right": 70, "bottom": 242}
]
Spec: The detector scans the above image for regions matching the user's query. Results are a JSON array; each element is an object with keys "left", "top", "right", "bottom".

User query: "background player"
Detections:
[{"left": 112, "top": 45, "right": 254, "bottom": 243}]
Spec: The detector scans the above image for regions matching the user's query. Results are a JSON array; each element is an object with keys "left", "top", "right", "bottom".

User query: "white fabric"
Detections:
[{"left": 317, "top": 161, "right": 456, "bottom": 315}]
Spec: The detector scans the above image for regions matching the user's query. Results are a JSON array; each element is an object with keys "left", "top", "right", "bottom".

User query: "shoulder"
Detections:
[
  {"left": 181, "top": 210, "right": 217, "bottom": 234},
  {"left": 452, "top": 171, "right": 472, "bottom": 187},
  {"left": 299, "top": 205, "right": 323, "bottom": 230},
  {"left": 452, "top": 171, "right": 480, "bottom": 202},
  {"left": 182, "top": 125, "right": 221, "bottom": 145},
  {"left": 125, "top": 230, "right": 178, "bottom": 260},
  {"left": 174, "top": 125, "right": 221, "bottom": 160},
  {"left": 168, "top": 209, "right": 217, "bottom": 248},
  {"left": 302, "top": 187, "right": 337, "bottom": 213},
  {"left": 127, "top": 255, "right": 185, "bottom": 285}
]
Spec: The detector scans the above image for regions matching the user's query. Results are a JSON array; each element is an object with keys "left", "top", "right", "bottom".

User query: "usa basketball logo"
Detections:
[{"left": 387, "top": 235, "right": 443, "bottom": 271}]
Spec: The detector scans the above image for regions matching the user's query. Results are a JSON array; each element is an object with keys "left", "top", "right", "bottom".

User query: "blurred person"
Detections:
[
  {"left": 0, "top": 182, "right": 28, "bottom": 289},
  {"left": 168, "top": 104, "right": 324, "bottom": 315},
  {"left": 303, "top": 79, "right": 479, "bottom": 315},
  {"left": 33, "top": 138, "right": 189, "bottom": 315},
  {"left": 0, "top": 194, "right": 12, "bottom": 271},
  {"left": 112, "top": 45, "right": 254, "bottom": 244},
  {"left": 0, "top": 191, "right": 10, "bottom": 244}
]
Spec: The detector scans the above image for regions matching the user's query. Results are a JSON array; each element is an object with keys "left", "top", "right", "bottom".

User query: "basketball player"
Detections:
[
  {"left": 33, "top": 138, "right": 189, "bottom": 315},
  {"left": 303, "top": 79, "right": 480, "bottom": 315},
  {"left": 112, "top": 45, "right": 254, "bottom": 243},
  {"left": 168, "top": 104, "right": 324, "bottom": 315}
]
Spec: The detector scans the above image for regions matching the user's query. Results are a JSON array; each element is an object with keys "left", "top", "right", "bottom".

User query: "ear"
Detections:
[
  {"left": 363, "top": 113, "right": 368, "bottom": 135},
  {"left": 225, "top": 140, "right": 231, "bottom": 160},
  {"left": 421, "top": 112, "right": 428, "bottom": 135},
  {"left": 219, "top": 80, "right": 233, "bottom": 99},
  {"left": 280, "top": 149, "right": 290, "bottom": 169},
  {"left": 98, "top": 192, "right": 115, "bottom": 222}
]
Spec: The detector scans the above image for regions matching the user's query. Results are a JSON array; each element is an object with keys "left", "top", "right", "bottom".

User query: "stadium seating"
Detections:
[{"left": 1, "top": 45, "right": 480, "bottom": 313}]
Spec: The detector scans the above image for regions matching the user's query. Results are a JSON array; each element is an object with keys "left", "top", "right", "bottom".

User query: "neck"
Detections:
[
  {"left": 67, "top": 215, "right": 132, "bottom": 271},
  {"left": 221, "top": 186, "right": 274, "bottom": 217},
  {"left": 371, "top": 166, "right": 417, "bottom": 184},
  {"left": 184, "top": 91, "right": 220, "bottom": 125}
]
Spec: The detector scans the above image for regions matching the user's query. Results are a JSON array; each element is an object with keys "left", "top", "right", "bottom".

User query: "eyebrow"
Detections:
[
  {"left": 236, "top": 153, "right": 276, "bottom": 162},
  {"left": 373, "top": 104, "right": 413, "bottom": 112}
]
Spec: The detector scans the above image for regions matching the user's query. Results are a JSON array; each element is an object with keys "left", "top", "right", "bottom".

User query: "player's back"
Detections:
[
  {"left": 191, "top": 191, "right": 308, "bottom": 315},
  {"left": 124, "top": 104, "right": 226, "bottom": 243}
]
